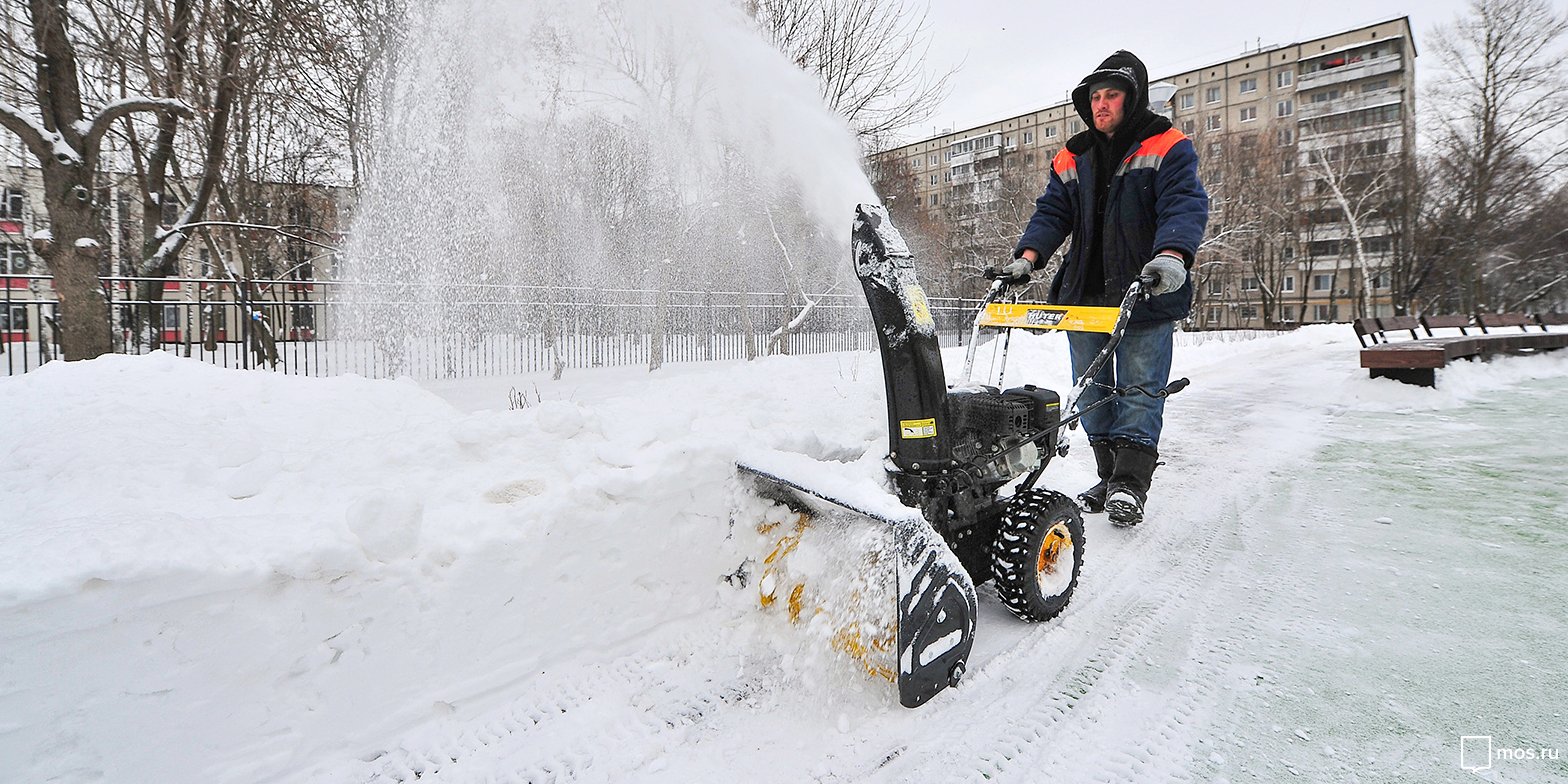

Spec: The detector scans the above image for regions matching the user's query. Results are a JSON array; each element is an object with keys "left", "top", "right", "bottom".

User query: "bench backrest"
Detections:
[
  {"left": 1420, "top": 314, "right": 1471, "bottom": 335},
  {"left": 1352, "top": 317, "right": 1383, "bottom": 347},
  {"left": 1477, "top": 312, "right": 1535, "bottom": 332},
  {"left": 1376, "top": 316, "right": 1422, "bottom": 339},
  {"left": 1536, "top": 312, "right": 1568, "bottom": 328}
]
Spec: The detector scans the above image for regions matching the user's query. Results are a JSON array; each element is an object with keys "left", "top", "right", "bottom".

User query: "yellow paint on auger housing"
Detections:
[
  {"left": 979, "top": 303, "right": 1121, "bottom": 334},
  {"left": 756, "top": 513, "right": 897, "bottom": 684},
  {"left": 905, "top": 285, "right": 934, "bottom": 327}
]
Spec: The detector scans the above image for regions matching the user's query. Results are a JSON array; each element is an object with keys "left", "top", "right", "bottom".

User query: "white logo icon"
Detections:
[{"left": 1460, "top": 736, "right": 1493, "bottom": 771}]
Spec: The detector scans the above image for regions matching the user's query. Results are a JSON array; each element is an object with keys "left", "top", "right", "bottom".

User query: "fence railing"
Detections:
[
  {"left": 1, "top": 275, "right": 1285, "bottom": 379},
  {"left": 0, "top": 275, "right": 992, "bottom": 379}
]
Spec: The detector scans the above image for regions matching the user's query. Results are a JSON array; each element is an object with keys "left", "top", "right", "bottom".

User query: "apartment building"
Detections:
[{"left": 874, "top": 17, "right": 1416, "bottom": 328}]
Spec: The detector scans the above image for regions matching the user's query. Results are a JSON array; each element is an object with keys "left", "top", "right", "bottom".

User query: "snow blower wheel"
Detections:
[{"left": 991, "top": 490, "right": 1085, "bottom": 623}]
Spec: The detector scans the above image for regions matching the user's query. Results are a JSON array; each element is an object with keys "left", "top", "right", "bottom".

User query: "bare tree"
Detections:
[
  {"left": 746, "top": 0, "right": 950, "bottom": 144},
  {"left": 1422, "top": 0, "right": 1568, "bottom": 312},
  {"left": 0, "top": 0, "right": 191, "bottom": 360}
]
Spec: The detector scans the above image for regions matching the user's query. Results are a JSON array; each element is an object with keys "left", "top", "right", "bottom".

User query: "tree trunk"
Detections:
[{"left": 36, "top": 162, "right": 114, "bottom": 360}]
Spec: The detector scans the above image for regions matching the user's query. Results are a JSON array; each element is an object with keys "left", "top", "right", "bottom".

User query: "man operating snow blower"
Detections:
[{"left": 1003, "top": 50, "right": 1209, "bottom": 527}]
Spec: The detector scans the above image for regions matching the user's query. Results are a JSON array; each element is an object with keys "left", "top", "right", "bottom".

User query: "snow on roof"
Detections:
[{"left": 1299, "top": 35, "right": 1405, "bottom": 63}]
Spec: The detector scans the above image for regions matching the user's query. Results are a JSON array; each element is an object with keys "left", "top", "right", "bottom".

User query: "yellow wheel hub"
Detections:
[{"left": 1036, "top": 521, "right": 1071, "bottom": 576}]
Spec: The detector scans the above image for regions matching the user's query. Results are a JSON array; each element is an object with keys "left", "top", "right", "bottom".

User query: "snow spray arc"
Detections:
[{"left": 338, "top": 0, "right": 877, "bottom": 373}]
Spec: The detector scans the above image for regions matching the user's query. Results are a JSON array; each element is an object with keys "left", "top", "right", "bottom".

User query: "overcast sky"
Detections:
[{"left": 900, "top": 0, "right": 1482, "bottom": 143}]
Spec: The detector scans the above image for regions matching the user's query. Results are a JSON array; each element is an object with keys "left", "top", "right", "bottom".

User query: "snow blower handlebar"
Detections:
[
  {"left": 957, "top": 274, "right": 1189, "bottom": 490},
  {"left": 1059, "top": 274, "right": 1190, "bottom": 434}
]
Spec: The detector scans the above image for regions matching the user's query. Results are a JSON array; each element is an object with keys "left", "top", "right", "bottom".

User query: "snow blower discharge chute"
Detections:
[{"left": 738, "top": 203, "right": 1188, "bottom": 708}]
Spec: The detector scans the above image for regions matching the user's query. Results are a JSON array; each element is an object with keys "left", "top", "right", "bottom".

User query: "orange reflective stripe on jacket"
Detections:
[
  {"left": 1052, "top": 148, "right": 1078, "bottom": 183},
  {"left": 1119, "top": 128, "right": 1187, "bottom": 175}
]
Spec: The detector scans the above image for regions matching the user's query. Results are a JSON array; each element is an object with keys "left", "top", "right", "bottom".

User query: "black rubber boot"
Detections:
[
  {"left": 1104, "top": 439, "right": 1159, "bottom": 527},
  {"left": 1076, "top": 441, "right": 1117, "bottom": 513}
]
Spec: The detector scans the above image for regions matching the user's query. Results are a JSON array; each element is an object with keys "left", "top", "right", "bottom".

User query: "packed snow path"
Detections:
[{"left": 2, "top": 328, "right": 1564, "bottom": 783}]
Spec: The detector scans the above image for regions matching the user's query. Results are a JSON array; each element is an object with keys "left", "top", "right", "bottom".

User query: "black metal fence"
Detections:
[
  {"left": 0, "top": 276, "right": 993, "bottom": 379},
  {"left": 1, "top": 275, "right": 1285, "bottom": 379}
]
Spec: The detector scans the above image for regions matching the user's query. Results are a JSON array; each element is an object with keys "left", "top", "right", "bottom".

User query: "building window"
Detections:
[
  {"left": 1005, "top": 135, "right": 1014, "bottom": 148},
  {"left": 929, "top": 174, "right": 937, "bottom": 186},
  {"left": 1240, "top": 306, "right": 1258, "bottom": 319},
  {"left": 1277, "top": 99, "right": 1294, "bottom": 117},
  {"left": 1241, "top": 276, "right": 1260, "bottom": 291},
  {"left": 1240, "top": 106, "right": 1258, "bottom": 122},
  {"left": 1043, "top": 126, "right": 1058, "bottom": 138},
  {"left": 1279, "top": 305, "right": 1296, "bottom": 322},
  {"left": 1207, "top": 278, "right": 1222, "bottom": 295},
  {"left": 1205, "top": 114, "right": 1222, "bottom": 131},
  {"left": 1282, "top": 275, "right": 1295, "bottom": 292},
  {"left": 1313, "top": 304, "right": 1338, "bottom": 322},
  {"left": 1179, "top": 92, "right": 1195, "bottom": 109},
  {"left": 929, "top": 194, "right": 938, "bottom": 206},
  {"left": 1206, "top": 306, "right": 1222, "bottom": 322},
  {"left": 1182, "top": 120, "right": 1196, "bottom": 135},
  {"left": 1370, "top": 271, "right": 1389, "bottom": 289},
  {"left": 1313, "top": 273, "right": 1334, "bottom": 291},
  {"left": 1276, "top": 70, "right": 1294, "bottom": 88},
  {"left": 1239, "top": 78, "right": 1258, "bottom": 94},
  {"left": 1023, "top": 130, "right": 1034, "bottom": 144},
  {"left": 1362, "top": 79, "right": 1390, "bottom": 93},
  {"left": 1205, "top": 86, "right": 1221, "bottom": 103},
  {"left": 5, "top": 245, "right": 28, "bottom": 273},
  {"left": 928, "top": 154, "right": 937, "bottom": 166},
  {"left": 1, "top": 188, "right": 22, "bottom": 220},
  {"left": 1, "top": 304, "right": 27, "bottom": 332},
  {"left": 1312, "top": 89, "right": 1341, "bottom": 103}
]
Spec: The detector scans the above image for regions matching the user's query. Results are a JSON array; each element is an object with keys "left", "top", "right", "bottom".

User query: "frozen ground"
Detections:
[{"left": 1, "top": 326, "right": 1565, "bottom": 783}]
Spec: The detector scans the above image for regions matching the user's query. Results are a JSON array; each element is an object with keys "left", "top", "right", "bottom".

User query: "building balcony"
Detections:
[
  {"left": 1295, "top": 124, "right": 1405, "bottom": 151},
  {"left": 1297, "top": 90, "right": 1404, "bottom": 121},
  {"left": 1296, "top": 55, "right": 1403, "bottom": 92}
]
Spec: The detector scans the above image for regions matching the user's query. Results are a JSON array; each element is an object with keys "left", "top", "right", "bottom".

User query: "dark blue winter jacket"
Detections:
[{"left": 1015, "top": 118, "right": 1209, "bottom": 324}]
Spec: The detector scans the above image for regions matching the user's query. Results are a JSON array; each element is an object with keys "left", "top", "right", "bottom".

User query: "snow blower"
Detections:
[{"left": 738, "top": 203, "right": 1188, "bottom": 708}]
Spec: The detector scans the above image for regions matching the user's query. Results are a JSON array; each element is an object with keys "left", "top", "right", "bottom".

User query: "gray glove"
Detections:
[
  {"left": 1140, "top": 253, "right": 1187, "bottom": 297},
  {"left": 999, "top": 258, "right": 1033, "bottom": 282}
]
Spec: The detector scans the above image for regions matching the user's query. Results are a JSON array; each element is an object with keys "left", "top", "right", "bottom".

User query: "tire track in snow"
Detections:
[{"left": 312, "top": 629, "right": 762, "bottom": 783}]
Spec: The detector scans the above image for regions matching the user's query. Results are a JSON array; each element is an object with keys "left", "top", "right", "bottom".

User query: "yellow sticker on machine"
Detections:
[
  {"left": 900, "top": 418, "right": 937, "bottom": 439},
  {"left": 979, "top": 303, "right": 1121, "bottom": 333},
  {"left": 905, "top": 285, "right": 935, "bottom": 327}
]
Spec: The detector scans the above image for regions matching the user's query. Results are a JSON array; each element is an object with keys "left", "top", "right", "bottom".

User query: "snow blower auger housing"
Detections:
[{"left": 738, "top": 203, "right": 1187, "bottom": 709}]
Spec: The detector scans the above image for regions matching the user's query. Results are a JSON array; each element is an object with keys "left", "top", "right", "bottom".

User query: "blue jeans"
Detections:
[{"left": 1066, "top": 320, "right": 1175, "bottom": 449}]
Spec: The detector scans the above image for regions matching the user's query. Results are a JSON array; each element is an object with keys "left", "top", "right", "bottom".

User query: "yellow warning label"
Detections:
[
  {"left": 979, "top": 303, "right": 1120, "bottom": 333},
  {"left": 900, "top": 418, "right": 937, "bottom": 439},
  {"left": 906, "top": 285, "right": 934, "bottom": 327}
]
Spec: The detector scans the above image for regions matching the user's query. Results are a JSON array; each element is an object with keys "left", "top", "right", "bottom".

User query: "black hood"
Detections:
[{"left": 1071, "top": 50, "right": 1154, "bottom": 136}]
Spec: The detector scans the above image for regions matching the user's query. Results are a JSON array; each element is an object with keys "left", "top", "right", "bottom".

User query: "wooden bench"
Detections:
[{"left": 1356, "top": 312, "right": 1568, "bottom": 387}]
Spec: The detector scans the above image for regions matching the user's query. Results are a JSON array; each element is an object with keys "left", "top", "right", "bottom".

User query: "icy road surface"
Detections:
[{"left": 2, "top": 327, "right": 1564, "bottom": 783}]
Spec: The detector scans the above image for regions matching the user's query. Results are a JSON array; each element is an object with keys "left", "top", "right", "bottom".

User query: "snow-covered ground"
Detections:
[{"left": 3, "top": 326, "right": 1565, "bottom": 783}]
